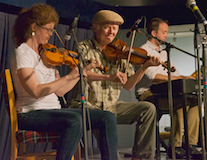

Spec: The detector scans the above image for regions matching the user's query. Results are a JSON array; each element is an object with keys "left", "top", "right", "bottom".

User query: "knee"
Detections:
[
  {"left": 102, "top": 111, "right": 117, "bottom": 124},
  {"left": 192, "top": 112, "right": 200, "bottom": 123},
  {"left": 67, "top": 113, "right": 82, "bottom": 131},
  {"left": 144, "top": 101, "right": 156, "bottom": 116}
]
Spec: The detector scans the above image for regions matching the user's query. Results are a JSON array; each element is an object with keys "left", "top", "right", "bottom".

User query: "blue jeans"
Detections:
[{"left": 17, "top": 108, "right": 117, "bottom": 160}]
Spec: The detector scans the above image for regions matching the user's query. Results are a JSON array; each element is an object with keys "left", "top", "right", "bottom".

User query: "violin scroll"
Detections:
[{"left": 162, "top": 61, "right": 176, "bottom": 72}]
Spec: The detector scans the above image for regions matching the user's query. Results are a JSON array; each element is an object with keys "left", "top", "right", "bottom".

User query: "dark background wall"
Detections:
[{"left": 1, "top": 0, "right": 207, "bottom": 29}]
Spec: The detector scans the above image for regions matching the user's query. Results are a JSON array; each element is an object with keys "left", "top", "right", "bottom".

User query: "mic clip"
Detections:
[
  {"left": 131, "top": 19, "right": 142, "bottom": 32},
  {"left": 126, "top": 17, "right": 143, "bottom": 38}
]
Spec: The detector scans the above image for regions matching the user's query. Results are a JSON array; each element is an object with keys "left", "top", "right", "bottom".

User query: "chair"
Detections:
[{"left": 1, "top": 69, "right": 81, "bottom": 160}]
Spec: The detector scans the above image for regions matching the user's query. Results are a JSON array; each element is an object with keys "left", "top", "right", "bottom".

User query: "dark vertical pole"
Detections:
[
  {"left": 195, "top": 22, "right": 206, "bottom": 160},
  {"left": 72, "top": 28, "right": 89, "bottom": 160},
  {"left": 165, "top": 44, "right": 176, "bottom": 160}
]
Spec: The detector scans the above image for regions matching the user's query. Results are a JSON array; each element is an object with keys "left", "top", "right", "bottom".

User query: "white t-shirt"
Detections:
[
  {"left": 135, "top": 40, "right": 181, "bottom": 97},
  {"left": 12, "top": 43, "right": 61, "bottom": 113}
]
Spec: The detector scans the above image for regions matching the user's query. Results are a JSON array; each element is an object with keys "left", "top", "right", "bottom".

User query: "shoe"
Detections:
[
  {"left": 182, "top": 144, "right": 202, "bottom": 159},
  {"left": 167, "top": 147, "right": 186, "bottom": 159},
  {"left": 189, "top": 145, "right": 202, "bottom": 154},
  {"left": 124, "top": 153, "right": 132, "bottom": 157},
  {"left": 182, "top": 144, "right": 202, "bottom": 154},
  {"left": 190, "top": 146, "right": 202, "bottom": 160}
]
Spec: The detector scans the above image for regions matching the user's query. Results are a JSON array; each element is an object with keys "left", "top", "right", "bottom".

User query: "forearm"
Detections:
[
  {"left": 86, "top": 71, "right": 111, "bottom": 81},
  {"left": 55, "top": 76, "right": 80, "bottom": 97},
  {"left": 25, "top": 74, "right": 77, "bottom": 99},
  {"left": 123, "top": 64, "right": 148, "bottom": 91},
  {"left": 18, "top": 67, "right": 80, "bottom": 99},
  {"left": 152, "top": 74, "right": 182, "bottom": 84},
  {"left": 54, "top": 64, "right": 98, "bottom": 96}
]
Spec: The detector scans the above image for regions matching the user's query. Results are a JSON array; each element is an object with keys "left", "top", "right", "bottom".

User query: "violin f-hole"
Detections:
[{"left": 45, "top": 47, "right": 57, "bottom": 53}]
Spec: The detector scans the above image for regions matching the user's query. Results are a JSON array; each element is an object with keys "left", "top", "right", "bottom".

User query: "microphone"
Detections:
[
  {"left": 146, "top": 33, "right": 167, "bottom": 45},
  {"left": 64, "top": 14, "right": 80, "bottom": 41},
  {"left": 186, "top": 0, "right": 207, "bottom": 26},
  {"left": 126, "top": 18, "right": 143, "bottom": 38},
  {"left": 152, "top": 36, "right": 168, "bottom": 45}
]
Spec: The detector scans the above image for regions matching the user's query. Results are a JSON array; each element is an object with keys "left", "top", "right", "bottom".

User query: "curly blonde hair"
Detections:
[{"left": 13, "top": 3, "right": 59, "bottom": 47}]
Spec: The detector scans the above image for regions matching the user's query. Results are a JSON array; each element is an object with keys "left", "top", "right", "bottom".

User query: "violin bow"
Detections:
[
  {"left": 125, "top": 16, "right": 143, "bottom": 73},
  {"left": 125, "top": 18, "right": 143, "bottom": 73},
  {"left": 125, "top": 30, "right": 136, "bottom": 73}
]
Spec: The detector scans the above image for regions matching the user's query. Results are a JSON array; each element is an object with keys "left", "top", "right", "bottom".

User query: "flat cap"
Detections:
[{"left": 92, "top": 10, "right": 124, "bottom": 25}]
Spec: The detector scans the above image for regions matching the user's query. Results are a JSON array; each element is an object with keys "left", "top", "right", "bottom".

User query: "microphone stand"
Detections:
[
  {"left": 152, "top": 37, "right": 202, "bottom": 160},
  {"left": 127, "top": 28, "right": 176, "bottom": 160},
  {"left": 139, "top": 23, "right": 206, "bottom": 159},
  {"left": 199, "top": 22, "right": 207, "bottom": 159},
  {"left": 194, "top": 22, "right": 205, "bottom": 159},
  {"left": 158, "top": 38, "right": 193, "bottom": 159},
  {"left": 158, "top": 32, "right": 207, "bottom": 159},
  {"left": 162, "top": 43, "right": 176, "bottom": 160},
  {"left": 139, "top": 29, "right": 200, "bottom": 159},
  {"left": 139, "top": 30, "right": 176, "bottom": 159},
  {"left": 70, "top": 28, "right": 89, "bottom": 160},
  {"left": 54, "top": 18, "right": 88, "bottom": 159}
]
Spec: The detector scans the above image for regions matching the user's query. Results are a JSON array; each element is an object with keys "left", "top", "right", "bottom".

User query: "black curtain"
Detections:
[{"left": 0, "top": 11, "right": 93, "bottom": 160}]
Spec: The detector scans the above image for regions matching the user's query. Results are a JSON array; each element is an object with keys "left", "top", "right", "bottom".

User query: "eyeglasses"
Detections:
[{"left": 41, "top": 26, "right": 55, "bottom": 34}]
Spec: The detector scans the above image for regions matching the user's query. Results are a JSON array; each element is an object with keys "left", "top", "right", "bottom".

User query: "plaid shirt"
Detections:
[{"left": 68, "top": 37, "right": 134, "bottom": 114}]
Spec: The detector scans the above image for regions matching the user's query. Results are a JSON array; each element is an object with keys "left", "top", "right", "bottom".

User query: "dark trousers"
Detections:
[{"left": 18, "top": 108, "right": 117, "bottom": 160}]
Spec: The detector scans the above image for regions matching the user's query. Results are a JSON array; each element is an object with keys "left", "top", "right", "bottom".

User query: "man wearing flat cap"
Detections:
[{"left": 67, "top": 10, "right": 161, "bottom": 160}]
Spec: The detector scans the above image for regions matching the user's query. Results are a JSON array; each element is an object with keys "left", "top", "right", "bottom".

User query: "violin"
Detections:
[
  {"left": 40, "top": 43, "right": 108, "bottom": 73},
  {"left": 103, "top": 38, "right": 175, "bottom": 72},
  {"left": 40, "top": 43, "right": 79, "bottom": 67}
]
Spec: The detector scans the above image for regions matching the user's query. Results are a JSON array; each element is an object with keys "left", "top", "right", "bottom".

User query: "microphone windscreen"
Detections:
[{"left": 64, "top": 34, "right": 71, "bottom": 41}]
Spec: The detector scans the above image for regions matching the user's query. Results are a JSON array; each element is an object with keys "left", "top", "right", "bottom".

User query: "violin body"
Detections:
[
  {"left": 103, "top": 38, "right": 149, "bottom": 66},
  {"left": 40, "top": 43, "right": 79, "bottom": 67},
  {"left": 103, "top": 38, "right": 176, "bottom": 72},
  {"left": 40, "top": 43, "right": 108, "bottom": 73}
]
